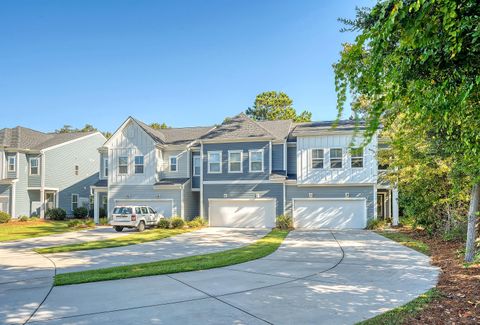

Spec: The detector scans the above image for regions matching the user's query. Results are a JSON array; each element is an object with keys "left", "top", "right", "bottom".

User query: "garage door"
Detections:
[
  {"left": 0, "top": 197, "right": 8, "bottom": 213},
  {"left": 293, "top": 198, "right": 366, "bottom": 229},
  {"left": 209, "top": 199, "right": 276, "bottom": 228},
  {"left": 115, "top": 200, "right": 173, "bottom": 218}
]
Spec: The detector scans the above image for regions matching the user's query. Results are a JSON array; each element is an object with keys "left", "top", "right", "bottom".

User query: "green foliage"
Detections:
[
  {"left": 67, "top": 220, "right": 83, "bottom": 228},
  {"left": 157, "top": 218, "right": 171, "bottom": 229},
  {"left": 187, "top": 216, "right": 207, "bottom": 228},
  {"left": 149, "top": 122, "right": 169, "bottom": 130},
  {"left": 246, "top": 91, "right": 312, "bottom": 122},
  {"left": 18, "top": 216, "right": 29, "bottom": 222},
  {"left": 45, "top": 208, "right": 67, "bottom": 220},
  {"left": 170, "top": 217, "right": 185, "bottom": 229},
  {"left": 99, "top": 217, "right": 109, "bottom": 226},
  {"left": 67, "top": 219, "right": 95, "bottom": 229},
  {"left": 276, "top": 215, "right": 293, "bottom": 230},
  {"left": 29, "top": 216, "right": 39, "bottom": 222},
  {"left": 73, "top": 207, "right": 89, "bottom": 219},
  {"left": 56, "top": 124, "right": 98, "bottom": 133},
  {"left": 366, "top": 219, "right": 385, "bottom": 230},
  {"left": 0, "top": 212, "right": 11, "bottom": 224}
]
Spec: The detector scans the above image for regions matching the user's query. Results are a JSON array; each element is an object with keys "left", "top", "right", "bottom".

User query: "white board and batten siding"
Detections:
[{"left": 297, "top": 134, "right": 378, "bottom": 185}]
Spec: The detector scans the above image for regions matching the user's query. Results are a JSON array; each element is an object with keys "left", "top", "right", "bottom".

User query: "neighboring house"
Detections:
[
  {"left": 0, "top": 126, "right": 106, "bottom": 218},
  {"left": 92, "top": 114, "right": 398, "bottom": 229}
]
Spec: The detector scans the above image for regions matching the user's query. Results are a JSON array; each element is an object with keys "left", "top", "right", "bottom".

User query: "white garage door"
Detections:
[
  {"left": 115, "top": 200, "right": 173, "bottom": 218},
  {"left": 209, "top": 199, "right": 276, "bottom": 228},
  {"left": 293, "top": 198, "right": 366, "bottom": 229},
  {"left": 0, "top": 197, "right": 8, "bottom": 213}
]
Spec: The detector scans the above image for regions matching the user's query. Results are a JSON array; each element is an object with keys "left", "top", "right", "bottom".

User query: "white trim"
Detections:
[
  {"left": 153, "top": 184, "right": 183, "bottom": 189},
  {"left": 42, "top": 132, "right": 105, "bottom": 152},
  {"left": 350, "top": 147, "right": 364, "bottom": 169},
  {"left": 283, "top": 141, "right": 287, "bottom": 171},
  {"left": 27, "top": 187, "right": 59, "bottom": 191},
  {"left": 29, "top": 157, "right": 40, "bottom": 176},
  {"left": 71, "top": 193, "right": 79, "bottom": 211},
  {"left": 118, "top": 156, "right": 129, "bottom": 175},
  {"left": 269, "top": 142, "right": 272, "bottom": 174},
  {"left": 293, "top": 183, "right": 376, "bottom": 187},
  {"left": 103, "top": 157, "right": 109, "bottom": 178},
  {"left": 203, "top": 180, "right": 276, "bottom": 185},
  {"left": 249, "top": 149, "right": 264, "bottom": 173},
  {"left": 200, "top": 137, "right": 274, "bottom": 144},
  {"left": 207, "top": 151, "right": 222, "bottom": 174},
  {"left": 208, "top": 198, "right": 276, "bottom": 202},
  {"left": 7, "top": 156, "right": 16, "bottom": 172},
  {"left": 200, "top": 142, "right": 204, "bottom": 216},
  {"left": 181, "top": 186, "right": 185, "bottom": 218},
  {"left": 227, "top": 150, "right": 243, "bottom": 173},
  {"left": 134, "top": 155, "right": 144, "bottom": 174},
  {"left": 310, "top": 148, "right": 325, "bottom": 170},
  {"left": 169, "top": 156, "right": 178, "bottom": 172},
  {"left": 329, "top": 148, "right": 343, "bottom": 169},
  {"left": 193, "top": 155, "right": 201, "bottom": 176}
]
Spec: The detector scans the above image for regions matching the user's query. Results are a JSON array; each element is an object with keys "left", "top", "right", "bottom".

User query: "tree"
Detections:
[
  {"left": 56, "top": 124, "right": 97, "bottom": 133},
  {"left": 55, "top": 125, "right": 75, "bottom": 133},
  {"left": 334, "top": 1, "right": 480, "bottom": 261},
  {"left": 149, "top": 122, "right": 169, "bottom": 130},
  {"left": 246, "top": 91, "right": 312, "bottom": 122}
]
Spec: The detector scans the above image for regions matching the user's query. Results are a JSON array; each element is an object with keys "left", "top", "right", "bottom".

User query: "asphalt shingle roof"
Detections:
[
  {"left": 154, "top": 178, "right": 190, "bottom": 185},
  {"left": 291, "top": 120, "right": 366, "bottom": 136}
]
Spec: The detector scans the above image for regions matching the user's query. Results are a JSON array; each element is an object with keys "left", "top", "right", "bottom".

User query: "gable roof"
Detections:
[
  {"left": 291, "top": 120, "right": 366, "bottom": 137},
  {"left": 200, "top": 113, "right": 278, "bottom": 142},
  {"left": 0, "top": 126, "right": 98, "bottom": 151},
  {"left": 257, "top": 119, "right": 293, "bottom": 141}
]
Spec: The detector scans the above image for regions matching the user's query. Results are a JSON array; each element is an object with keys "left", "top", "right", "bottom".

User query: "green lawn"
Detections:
[
  {"left": 36, "top": 228, "right": 193, "bottom": 254},
  {"left": 356, "top": 289, "right": 440, "bottom": 325},
  {"left": 54, "top": 229, "right": 289, "bottom": 286},
  {"left": 0, "top": 220, "right": 86, "bottom": 242},
  {"left": 375, "top": 230, "right": 430, "bottom": 255}
]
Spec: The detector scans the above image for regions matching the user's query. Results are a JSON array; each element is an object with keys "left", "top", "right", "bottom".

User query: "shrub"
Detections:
[
  {"left": 29, "top": 216, "right": 39, "bottom": 221},
  {"left": 276, "top": 215, "right": 293, "bottom": 230},
  {"left": 366, "top": 218, "right": 385, "bottom": 230},
  {"left": 157, "top": 218, "right": 171, "bottom": 229},
  {"left": 73, "top": 207, "right": 89, "bottom": 219},
  {"left": 67, "top": 220, "right": 83, "bottom": 228},
  {"left": 85, "top": 218, "right": 95, "bottom": 227},
  {"left": 99, "top": 217, "right": 109, "bottom": 226},
  {"left": 187, "top": 216, "right": 207, "bottom": 228},
  {"left": 0, "top": 211, "right": 11, "bottom": 224},
  {"left": 46, "top": 208, "right": 67, "bottom": 220},
  {"left": 170, "top": 217, "right": 185, "bottom": 229},
  {"left": 18, "top": 215, "right": 30, "bottom": 222}
]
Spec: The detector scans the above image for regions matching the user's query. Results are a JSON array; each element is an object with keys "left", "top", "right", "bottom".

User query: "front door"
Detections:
[
  {"left": 45, "top": 192, "right": 56, "bottom": 211},
  {"left": 377, "top": 194, "right": 385, "bottom": 220}
]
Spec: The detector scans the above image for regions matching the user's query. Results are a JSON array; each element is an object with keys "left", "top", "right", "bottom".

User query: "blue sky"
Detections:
[{"left": 0, "top": 0, "right": 374, "bottom": 133}]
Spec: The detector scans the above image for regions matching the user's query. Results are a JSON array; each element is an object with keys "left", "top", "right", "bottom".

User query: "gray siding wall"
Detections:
[
  {"left": 183, "top": 179, "right": 200, "bottom": 220},
  {"left": 14, "top": 153, "right": 30, "bottom": 217},
  {"left": 27, "top": 154, "right": 41, "bottom": 187},
  {"left": 287, "top": 145, "right": 296, "bottom": 176},
  {"left": 285, "top": 185, "right": 375, "bottom": 220},
  {"left": 160, "top": 149, "right": 190, "bottom": 179},
  {"left": 203, "top": 142, "right": 270, "bottom": 181},
  {"left": 203, "top": 182, "right": 284, "bottom": 218},
  {"left": 6, "top": 153, "right": 17, "bottom": 179},
  {"left": 0, "top": 185, "right": 11, "bottom": 214},
  {"left": 272, "top": 144, "right": 284, "bottom": 171},
  {"left": 108, "top": 185, "right": 182, "bottom": 218}
]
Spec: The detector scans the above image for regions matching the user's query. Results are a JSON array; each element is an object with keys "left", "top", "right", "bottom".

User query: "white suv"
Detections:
[{"left": 110, "top": 205, "right": 161, "bottom": 232}]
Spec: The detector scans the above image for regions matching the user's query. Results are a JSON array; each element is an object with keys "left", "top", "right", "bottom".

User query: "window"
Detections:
[
  {"left": 71, "top": 194, "right": 79, "bottom": 211},
  {"left": 103, "top": 158, "right": 108, "bottom": 178},
  {"left": 351, "top": 148, "right": 364, "bottom": 168},
  {"left": 141, "top": 207, "right": 148, "bottom": 214},
  {"left": 311, "top": 149, "right": 324, "bottom": 169},
  {"left": 113, "top": 207, "right": 132, "bottom": 214},
  {"left": 74, "top": 165, "right": 79, "bottom": 176},
  {"left": 118, "top": 156, "right": 128, "bottom": 174},
  {"left": 249, "top": 149, "right": 264, "bottom": 172},
  {"left": 193, "top": 156, "right": 201, "bottom": 176},
  {"left": 149, "top": 207, "right": 156, "bottom": 214},
  {"left": 134, "top": 156, "right": 144, "bottom": 174},
  {"left": 330, "top": 148, "right": 343, "bottom": 169},
  {"left": 208, "top": 151, "right": 222, "bottom": 173},
  {"left": 29, "top": 157, "right": 39, "bottom": 175},
  {"left": 169, "top": 156, "right": 177, "bottom": 172},
  {"left": 228, "top": 150, "right": 243, "bottom": 173},
  {"left": 135, "top": 207, "right": 142, "bottom": 214},
  {"left": 7, "top": 156, "right": 16, "bottom": 172},
  {"left": 102, "top": 195, "right": 107, "bottom": 206}
]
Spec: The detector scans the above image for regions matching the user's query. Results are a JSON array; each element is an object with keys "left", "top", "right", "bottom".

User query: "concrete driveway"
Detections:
[{"left": 22, "top": 230, "right": 439, "bottom": 325}]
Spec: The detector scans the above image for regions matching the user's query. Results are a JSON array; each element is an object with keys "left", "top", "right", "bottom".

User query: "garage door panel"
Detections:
[
  {"left": 293, "top": 199, "right": 366, "bottom": 229},
  {"left": 115, "top": 200, "right": 173, "bottom": 218},
  {"left": 209, "top": 199, "right": 275, "bottom": 228}
]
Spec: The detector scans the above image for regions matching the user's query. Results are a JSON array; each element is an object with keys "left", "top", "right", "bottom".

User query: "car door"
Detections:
[
  {"left": 141, "top": 207, "right": 150, "bottom": 224},
  {"left": 148, "top": 207, "right": 158, "bottom": 223},
  {"left": 135, "top": 207, "right": 142, "bottom": 223}
]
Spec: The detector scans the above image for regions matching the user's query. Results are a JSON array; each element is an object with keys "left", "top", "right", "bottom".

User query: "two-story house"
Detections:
[
  {"left": 0, "top": 126, "right": 106, "bottom": 218},
  {"left": 93, "top": 114, "right": 398, "bottom": 228}
]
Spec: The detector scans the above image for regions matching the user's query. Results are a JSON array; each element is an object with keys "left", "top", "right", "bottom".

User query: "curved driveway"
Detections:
[{"left": 21, "top": 230, "right": 440, "bottom": 325}]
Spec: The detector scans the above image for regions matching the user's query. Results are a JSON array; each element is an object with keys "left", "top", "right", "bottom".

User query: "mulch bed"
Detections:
[{"left": 398, "top": 228, "right": 480, "bottom": 324}]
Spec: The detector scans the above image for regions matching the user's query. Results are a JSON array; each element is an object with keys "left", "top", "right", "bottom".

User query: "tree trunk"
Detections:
[{"left": 465, "top": 183, "right": 480, "bottom": 263}]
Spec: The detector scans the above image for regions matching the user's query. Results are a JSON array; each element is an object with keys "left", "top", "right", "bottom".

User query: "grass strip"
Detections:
[
  {"left": 375, "top": 230, "right": 430, "bottom": 255},
  {"left": 356, "top": 288, "right": 440, "bottom": 325},
  {"left": 54, "top": 229, "right": 289, "bottom": 286},
  {"left": 0, "top": 221, "right": 86, "bottom": 242},
  {"left": 36, "top": 228, "right": 192, "bottom": 254}
]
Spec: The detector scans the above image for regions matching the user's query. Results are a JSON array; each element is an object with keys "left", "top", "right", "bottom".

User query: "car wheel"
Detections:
[
  {"left": 137, "top": 221, "right": 145, "bottom": 232},
  {"left": 114, "top": 226, "right": 124, "bottom": 232}
]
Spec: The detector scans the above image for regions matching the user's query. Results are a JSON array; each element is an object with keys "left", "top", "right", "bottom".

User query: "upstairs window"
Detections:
[
  {"left": 74, "top": 165, "right": 79, "bottom": 175},
  {"left": 103, "top": 158, "right": 108, "bottom": 177},
  {"left": 7, "top": 156, "right": 16, "bottom": 172},
  {"left": 330, "top": 148, "right": 343, "bottom": 169},
  {"left": 169, "top": 156, "right": 177, "bottom": 172},
  {"left": 208, "top": 151, "right": 222, "bottom": 173},
  {"left": 135, "top": 156, "right": 144, "bottom": 174},
  {"left": 193, "top": 156, "right": 201, "bottom": 176},
  {"left": 71, "top": 194, "right": 79, "bottom": 211},
  {"left": 311, "top": 149, "right": 324, "bottom": 169},
  {"left": 118, "top": 156, "right": 128, "bottom": 175},
  {"left": 351, "top": 148, "right": 364, "bottom": 168},
  {"left": 228, "top": 150, "right": 243, "bottom": 173},
  {"left": 249, "top": 149, "right": 264, "bottom": 172},
  {"left": 29, "top": 157, "right": 39, "bottom": 175}
]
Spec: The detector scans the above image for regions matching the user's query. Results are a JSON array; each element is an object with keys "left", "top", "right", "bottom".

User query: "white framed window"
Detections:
[
  {"left": 7, "top": 156, "right": 16, "bottom": 172},
  {"left": 102, "top": 195, "right": 108, "bottom": 206},
  {"left": 74, "top": 165, "right": 79, "bottom": 176},
  {"left": 228, "top": 150, "right": 243, "bottom": 173},
  {"left": 311, "top": 149, "right": 324, "bottom": 169},
  {"left": 351, "top": 147, "right": 364, "bottom": 168},
  {"left": 134, "top": 156, "right": 144, "bottom": 174},
  {"left": 71, "top": 194, "right": 79, "bottom": 211},
  {"left": 208, "top": 151, "right": 222, "bottom": 173},
  {"left": 249, "top": 149, "right": 264, "bottom": 172},
  {"left": 103, "top": 158, "right": 108, "bottom": 178},
  {"left": 330, "top": 148, "right": 343, "bottom": 169},
  {"left": 29, "top": 157, "right": 39, "bottom": 175},
  {"left": 169, "top": 156, "right": 177, "bottom": 172},
  {"left": 193, "top": 156, "right": 201, "bottom": 176},
  {"left": 118, "top": 156, "right": 128, "bottom": 175}
]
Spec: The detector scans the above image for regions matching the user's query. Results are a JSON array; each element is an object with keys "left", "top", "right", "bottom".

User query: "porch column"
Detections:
[
  {"left": 39, "top": 189, "right": 45, "bottom": 219},
  {"left": 93, "top": 190, "right": 100, "bottom": 224},
  {"left": 10, "top": 182, "right": 16, "bottom": 218},
  {"left": 392, "top": 187, "right": 399, "bottom": 226}
]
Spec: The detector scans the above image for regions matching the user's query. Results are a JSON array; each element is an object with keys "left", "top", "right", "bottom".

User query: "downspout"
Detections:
[
  {"left": 200, "top": 142, "right": 204, "bottom": 218},
  {"left": 40, "top": 151, "right": 46, "bottom": 219}
]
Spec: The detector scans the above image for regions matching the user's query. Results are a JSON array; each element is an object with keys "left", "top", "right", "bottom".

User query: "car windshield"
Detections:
[{"left": 113, "top": 207, "right": 132, "bottom": 214}]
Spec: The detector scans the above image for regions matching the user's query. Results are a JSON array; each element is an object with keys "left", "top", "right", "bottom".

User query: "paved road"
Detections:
[
  {"left": 24, "top": 230, "right": 439, "bottom": 325},
  {"left": 0, "top": 227, "right": 268, "bottom": 325}
]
